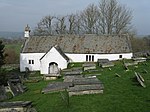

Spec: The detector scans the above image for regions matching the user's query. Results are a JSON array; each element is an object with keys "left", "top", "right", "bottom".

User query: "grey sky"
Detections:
[{"left": 0, "top": 0, "right": 150, "bottom": 35}]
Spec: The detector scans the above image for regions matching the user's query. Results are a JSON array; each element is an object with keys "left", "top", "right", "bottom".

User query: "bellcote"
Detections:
[{"left": 24, "top": 24, "right": 31, "bottom": 38}]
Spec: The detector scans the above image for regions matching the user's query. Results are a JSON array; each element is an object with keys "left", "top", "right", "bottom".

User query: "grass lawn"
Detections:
[
  {"left": 7, "top": 60, "right": 150, "bottom": 112},
  {"left": 5, "top": 43, "right": 22, "bottom": 55}
]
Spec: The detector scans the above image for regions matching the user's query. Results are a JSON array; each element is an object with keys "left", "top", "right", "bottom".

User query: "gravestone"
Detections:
[
  {"left": 0, "top": 101, "right": 34, "bottom": 112},
  {"left": 7, "top": 81, "right": 27, "bottom": 96},
  {"left": 62, "top": 68, "right": 83, "bottom": 76},
  {"left": 124, "top": 64, "right": 129, "bottom": 71},
  {"left": 68, "top": 77, "right": 104, "bottom": 96},
  {"left": 82, "top": 62, "right": 96, "bottom": 71},
  {"left": 115, "top": 73, "right": 121, "bottom": 77},
  {"left": 98, "top": 59, "right": 114, "bottom": 68},
  {"left": 143, "top": 69, "right": 148, "bottom": 74},
  {"left": 0, "top": 85, "right": 7, "bottom": 101},
  {"left": 42, "top": 82, "right": 73, "bottom": 94},
  {"left": 135, "top": 72, "right": 146, "bottom": 88}
]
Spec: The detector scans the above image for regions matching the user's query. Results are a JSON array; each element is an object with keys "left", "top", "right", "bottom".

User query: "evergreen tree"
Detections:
[{"left": 0, "top": 40, "right": 5, "bottom": 68}]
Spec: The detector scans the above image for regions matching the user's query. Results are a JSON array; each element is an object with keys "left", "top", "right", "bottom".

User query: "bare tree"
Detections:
[
  {"left": 80, "top": 4, "right": 99, "bottom": 34},
  {"left": 54, "top": 16, "right": 67, "bottom": 34},
  {"left": 34, "top": 15, "right": 54, "bottom": 35},
  {"left": 67, "top": 14, "right": 76, "bottom": 34},
  {"left": 33, "top": 0, "right": 133, "bottom": 35},
  {"left": 98, "top": 0, "right": 132, "bottom": 34}
]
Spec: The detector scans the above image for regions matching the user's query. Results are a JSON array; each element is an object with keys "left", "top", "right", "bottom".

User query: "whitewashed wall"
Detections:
[
  {"left": 24, "top": 31, "right": 30, "bottom": 38},
  {"left": 66, "top": 53, "right": 133, "bottom": 62},
  {"left": 20, "top": 51, "right": 132, "bottom": 73},
  {"left": 20, "top": 53, "right": 45, "bottom": 72},
  {"left": 40, "top": 47, "right": 68, "bottom": 74}
]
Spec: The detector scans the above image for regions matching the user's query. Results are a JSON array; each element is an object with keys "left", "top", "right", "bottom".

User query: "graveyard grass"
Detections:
[{"left": 8, "top": 60, "right": 150, "bottom": 112}]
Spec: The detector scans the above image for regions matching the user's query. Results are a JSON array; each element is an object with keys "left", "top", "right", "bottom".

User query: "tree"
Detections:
[
  {"left": 80, "top": 4, "right": 99, "bottom": 34},
  {"left": 34, "top": 15, "right": 54, "bottom": 36},
  {"left": 98, "top": 0, "right": 132, "bottom": 34},
  {"left": 5, "top": 48, "right": 19, "bottom": 64},
  {"left": 0, "top": 40, "right": 6, "bottom": 86},
  {"left": 0, "top": 40, "right": 5, "bottom": 68},
  {"left": 54, "top": 16, "right": 67, "bottom": 34},
  {"left": 67, "top": 14, "right": 77, "bottom": 34},
  {"left": 33, "top": 0, "right": 133, "bottom": 35}
]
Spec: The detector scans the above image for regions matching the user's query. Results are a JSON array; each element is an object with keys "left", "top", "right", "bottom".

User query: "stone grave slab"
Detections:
[
  {"left": 82, "top": 63, "right": 96, "bottom": 71},
  {"left": 135, "top": 72, "right": 146, "bottom": 88},
  {"left": 7, "top": 81, "right": 26, "bottom": 96},
  {"left": 68, "top": 76, "right": 104, "bottom": 96},
  {"left": 42, "top": 82, "right": 73, "bottom": 94},
  {"left": 0, "top": 101, "right": 33, "bottom": 112},
  {"left": 98, "top": 59, "right": 114, "bottom": 68}
]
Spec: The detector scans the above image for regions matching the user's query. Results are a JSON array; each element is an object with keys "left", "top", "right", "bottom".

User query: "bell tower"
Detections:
[{"left": 24, "top": 24, "right": 31, "bottom": 38}]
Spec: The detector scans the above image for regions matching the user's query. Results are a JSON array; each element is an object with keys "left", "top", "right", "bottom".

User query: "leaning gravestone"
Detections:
[
  {"left": 7, "top": 81, "right": 27, "bottom": 96},
  {"left": 25, "top": 67, "right": 30, "bottom": 79},
  {"left": 115, "top": 73, "right": 121, "bottom": 77},
  {"left": 135, "top": 72, "right": 146, "bottom": 88}
]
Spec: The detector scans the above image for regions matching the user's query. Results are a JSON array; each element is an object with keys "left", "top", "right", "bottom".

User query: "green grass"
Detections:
[
  {"left": 67, "top": 62, "right": 83, "bottom": 68},
  {"left": 7, "top": 60, "right": 150, "bottom": 112},
  {"left": 5, "top": 43, "right": 22, "bottom": 55}
]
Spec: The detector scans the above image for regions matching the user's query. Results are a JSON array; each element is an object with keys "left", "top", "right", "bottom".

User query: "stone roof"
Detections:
[
  {"left": 54, "top": 45, "right": 70, "bottom": 61},
  {"left": 21, "top": 34, "right": 132, "bottom": 54}
]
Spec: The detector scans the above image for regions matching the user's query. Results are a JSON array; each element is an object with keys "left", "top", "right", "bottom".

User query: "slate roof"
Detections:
[
  {"left": 21, "top": 34, "right": 132, "bottom": 54},
  {"left": 54, "top": 45, "right": 70, "bottom": 61}
]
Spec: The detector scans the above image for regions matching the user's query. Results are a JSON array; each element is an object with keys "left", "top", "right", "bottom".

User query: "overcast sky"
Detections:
[{"left": 0, "top": 0, "right": 150, "bottom": 35}]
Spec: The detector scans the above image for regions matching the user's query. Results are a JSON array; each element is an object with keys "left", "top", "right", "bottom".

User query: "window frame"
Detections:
[
  {"left": 29, "top": 60, "right": 34, "bottom": 64},
  {"left": 119, "top": 55, "right": 123, "bottom": 59}
]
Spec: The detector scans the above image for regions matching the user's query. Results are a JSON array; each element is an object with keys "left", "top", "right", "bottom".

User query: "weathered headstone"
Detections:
[
  {"left": 143, "top": 69, "right": 148, "bottom": 74},
  {"left": 25, "top": 67, "right": 30, "bottom": 79},
  {"left": 124, "top": 64, "right": 129, "bottom": 71},
  {"left": 42, "top": 82, "right": 73, "bottom": 94},
  {"left": 133, "top": 57, "right": 147, "bottom": 63},
  {"left": 7, "top": 81, "right": 26, "bottom": 96},
  {"left": 137, "top": 73, "right": 144, "bottom": 82},
  {"left": 83, "top": 62, "right": 96, "bottom": 71},
  {"left": 97, "top": 59, "right": 109, "bottom": 66},
  {"left": 0, "top": 85, "right": 7, "bottom": 101},
  {"left": 0, "top": 101, "right": 33, "bottom": 112},
  {"left": 68, "top": 77, "right": 104, "bottom": 96},
  {"left": 124, "top": 62, "right": 138, "bottom": 67},
  {"left": 135, "top": 72, "right": 146, "bottom": 88},
  {"left": 62, "top": 67, "right": 83, "bottom": 76},
  {"left": 98, "top": 59, "right": 114, "bottom": 68},
  {"left": 115, "top": 73, "right": 121, "bottom": 77}
]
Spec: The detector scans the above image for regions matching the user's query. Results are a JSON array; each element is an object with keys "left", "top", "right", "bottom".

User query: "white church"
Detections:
[{"left": 20, "top": 25, "right": 133, "bottom": 75}]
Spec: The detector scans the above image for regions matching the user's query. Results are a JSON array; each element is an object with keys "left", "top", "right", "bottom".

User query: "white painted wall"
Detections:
[
  {"left": 40, "top": 47, "right": 68, "bottom": 74},
  {"left": 24, "top": 31, "right": 30, "bottom": 38},
  {"left": 20, "top": 53, "right": 45, "bottom": 72},
  {"left": 20, "top": 50, "right": 132, "bottom": 73},
  {"left": 66, "top": 53, "right": 133, "bottom": 62}
]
